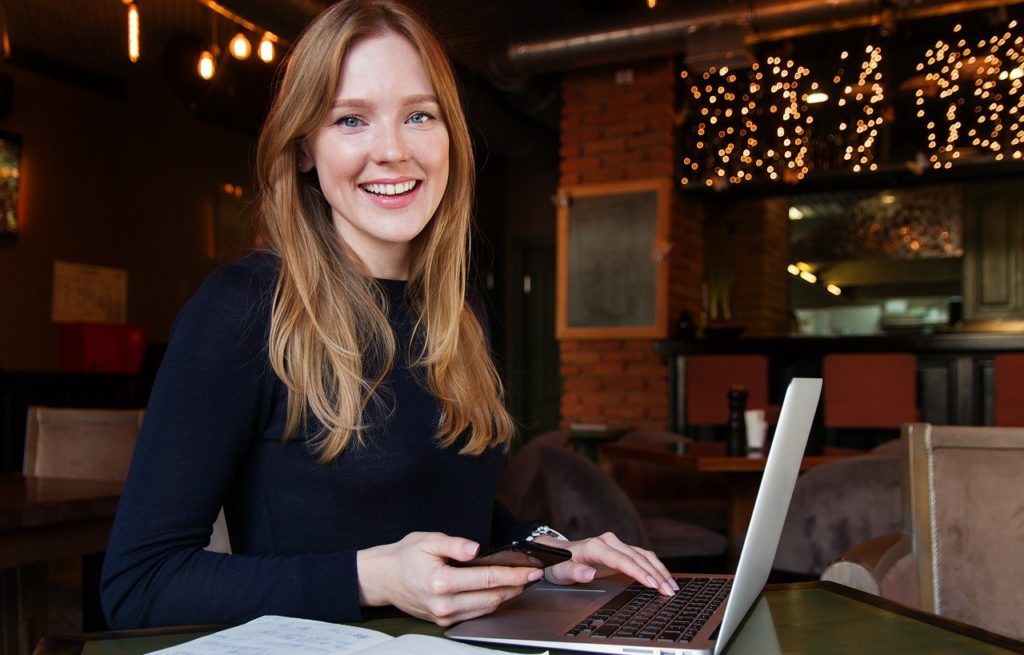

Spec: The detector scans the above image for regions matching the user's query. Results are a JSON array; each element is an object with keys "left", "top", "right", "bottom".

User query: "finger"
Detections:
[
  {"left": 591, "top": 534, "right": 674, "bottom": 587},
  {"left": 431, "top": 535, "right": 481, "bottom": 564},
  {"left": 588, "top": 533, "right": 660, "bottom": 578},
  {"left": 619, "top": 544, "right": 676, "bottom": 592},
  {"left": 543, "top": 560, "right": 596, "bottom": 586},
  {"left": 636, "top": 548, "right": 678, "bottom": 591},
  {"left": 427, "top": 585, "right": 529, "bottom": 627},
  {"left": 446, "top": 565, "right": 544, "bottom": 594},
  {"left": 582, "top": 534, "right": 675, "bottom": 595}
]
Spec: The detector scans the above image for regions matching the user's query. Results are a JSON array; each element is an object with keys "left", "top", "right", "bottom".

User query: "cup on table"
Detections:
[{"left": 744, "top": 409, "right": 767, "bottom": 456}]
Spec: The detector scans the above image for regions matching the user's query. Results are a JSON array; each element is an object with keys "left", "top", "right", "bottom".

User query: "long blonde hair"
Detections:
[{"left": 255, "top": 0, "right": 514, "bottom": 461}]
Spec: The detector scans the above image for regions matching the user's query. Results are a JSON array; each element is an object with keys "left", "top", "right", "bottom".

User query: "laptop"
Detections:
[{"left": 446, "top": 377, "right": 822, "bottom": 655}]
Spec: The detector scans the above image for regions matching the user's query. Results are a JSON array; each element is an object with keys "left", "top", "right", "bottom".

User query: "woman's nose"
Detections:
[{"left": 371, "top": 124, "right": 409, "bottom": 163}]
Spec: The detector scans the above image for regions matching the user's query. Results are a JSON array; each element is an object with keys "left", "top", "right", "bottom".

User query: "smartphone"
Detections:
[{"left": 451, "top": 540, "right": 572, "bottom": 568}]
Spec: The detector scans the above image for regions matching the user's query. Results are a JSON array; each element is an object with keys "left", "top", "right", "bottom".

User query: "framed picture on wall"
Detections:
[
  {"left": 0, "top": 130, "right": 21, "bottom": 243},
  {"left": 556, "top": 178, "right": 671, "bottom": 339}
]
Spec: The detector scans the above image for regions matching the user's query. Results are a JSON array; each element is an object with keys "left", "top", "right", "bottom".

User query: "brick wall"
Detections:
[
  {"left": 704, "top": 197, "right": 790, "bottom": 336},
  {"left": 558, "top": 59, "right": 703, "bottom": 431}
]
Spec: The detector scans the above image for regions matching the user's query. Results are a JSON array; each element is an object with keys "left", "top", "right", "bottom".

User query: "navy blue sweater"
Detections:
[{"left": 101, "top": 251, "right": 528, "bottom": 628}]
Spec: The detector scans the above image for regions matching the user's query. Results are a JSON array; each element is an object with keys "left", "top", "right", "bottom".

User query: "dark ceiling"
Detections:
[
  {"left": 0, "top": 0, "right": 655, "bottom": 136},
  {"left": 4, "top": 1, "right": 1024, "bottom": 179},
  {"left": 1, "top": 0, "right": 652, "bottom": 84}
]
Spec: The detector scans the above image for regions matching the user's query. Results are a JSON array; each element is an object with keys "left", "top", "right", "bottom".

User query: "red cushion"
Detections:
[
  {"left": 823, "top": 353, "right": 917, "bottom": 429},
  {"left": 994, "top": 354, "right": 1024, "bottom": 427},
  {"left": 58, "top": 323, "right": 147, "bottom": 374},
  {"left": 685, "top": 355, "right": 768, "bottom": 425}
]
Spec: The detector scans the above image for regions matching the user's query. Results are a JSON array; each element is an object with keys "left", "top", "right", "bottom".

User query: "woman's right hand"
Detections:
[{"left": 356, "top": 532, "right": 544, "bottom": 626}]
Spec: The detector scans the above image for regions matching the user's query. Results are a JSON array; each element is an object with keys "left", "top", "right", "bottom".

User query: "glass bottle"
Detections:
[{"left": 726, "top": 385, "right": 748, "bottom": 457}]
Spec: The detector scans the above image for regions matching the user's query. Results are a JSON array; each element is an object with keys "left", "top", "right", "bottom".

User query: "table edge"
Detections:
[
  {"left": 34, "top": 583, "right": 1024, "bottom": 654},
  {"left": 772, "top": 581, "right": 1024, "bottom": 651}
]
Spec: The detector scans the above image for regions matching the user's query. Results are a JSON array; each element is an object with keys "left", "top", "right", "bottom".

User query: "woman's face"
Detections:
[{"left": 300, "top": 31, "right": 449, "bottom": 279}]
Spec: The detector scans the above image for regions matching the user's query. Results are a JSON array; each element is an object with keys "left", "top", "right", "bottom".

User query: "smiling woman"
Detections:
[
  {"left": 100, "top": 0, "right": 678, "bottom": 633},
  {"left": 297, "top": 32, "right": 450, "bottom": 280}
]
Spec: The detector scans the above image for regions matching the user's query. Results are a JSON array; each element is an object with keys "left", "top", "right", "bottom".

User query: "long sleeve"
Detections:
[
  {"left": 101, "top": 255, "right": 362, "bottom": 627},
  {"left": 101, "top": 254, "right": 509, "bottom": 629}
]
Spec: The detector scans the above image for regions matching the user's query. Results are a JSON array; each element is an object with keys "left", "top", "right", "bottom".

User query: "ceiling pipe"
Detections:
[{"left": 505, "top": 0, "right": 1024, "bottom": 73}]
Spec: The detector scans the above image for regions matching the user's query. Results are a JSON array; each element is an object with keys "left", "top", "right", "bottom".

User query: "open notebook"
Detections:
[{"left": 147, "top": 614, "right": 544, "bottom": 655}]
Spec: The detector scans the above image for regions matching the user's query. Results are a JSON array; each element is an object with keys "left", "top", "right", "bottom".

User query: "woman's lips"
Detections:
[{"left": 359, "top": 180, "right": 421, "bottom": 208}]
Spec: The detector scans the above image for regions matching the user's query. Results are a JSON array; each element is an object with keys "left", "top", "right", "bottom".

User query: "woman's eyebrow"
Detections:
[
  {"left": 330, "top": 94, "right": 439, "bottom": 110},
  {"left": 402, "top": 94, "right": 440, "bottom": 105}
]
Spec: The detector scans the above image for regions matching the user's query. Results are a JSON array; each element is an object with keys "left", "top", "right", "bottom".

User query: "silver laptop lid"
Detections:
[{"left": 713, "top": 377, "right": 821, "bottom": 654}]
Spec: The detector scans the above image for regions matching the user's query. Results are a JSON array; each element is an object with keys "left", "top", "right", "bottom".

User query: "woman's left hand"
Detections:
[{"left": 536, "top": 532, "right": 679, "bottom": 596}]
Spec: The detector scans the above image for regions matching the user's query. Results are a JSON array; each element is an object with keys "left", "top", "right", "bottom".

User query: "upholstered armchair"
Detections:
[
  {"left": 601, "top": 430, "right": 729, "bottom": 532},
  {"left": 772, "top": 439, "right": 902, "bottom": 576},
  {"left": 540, "top": 446, "right": 726, "bottom": 567},
  {"left": 821, "top": 423, "right": 1024, "bottom": 641},
  {"left": 496, "top": 430, "right": 571, "bottom": 523}
]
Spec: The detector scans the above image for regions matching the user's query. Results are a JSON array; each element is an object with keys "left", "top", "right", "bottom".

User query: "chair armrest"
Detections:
[{"left": 820, "top": 533, "right": 910, "bottom": 596}]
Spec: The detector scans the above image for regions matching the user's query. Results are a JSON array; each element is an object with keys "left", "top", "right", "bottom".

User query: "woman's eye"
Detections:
[
  {"left": 408, "top": 112, "right": 433, "bottom": 124},
  {"left": 336, "top": 116, "right": 362, "bottom": 128}
]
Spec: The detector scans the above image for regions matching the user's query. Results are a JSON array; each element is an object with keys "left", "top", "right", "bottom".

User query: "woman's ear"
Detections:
[{"left": 297, "top": 144, "right": 314, "bottom": 173}]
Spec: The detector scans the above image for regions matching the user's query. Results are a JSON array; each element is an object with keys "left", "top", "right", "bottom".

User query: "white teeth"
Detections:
[{"left": 362, "top": 181, "right": 416, "bottom": 196}]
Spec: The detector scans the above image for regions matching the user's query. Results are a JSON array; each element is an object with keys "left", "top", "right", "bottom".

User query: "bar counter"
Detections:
[{"left": 656, "top": 332, "right": 1024, "bottom": 433}]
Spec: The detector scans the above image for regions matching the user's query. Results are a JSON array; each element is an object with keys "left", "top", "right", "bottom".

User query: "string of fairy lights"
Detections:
[
  {"left": 915, "top": 19, "right": 1024, "bottom": 169},
  {"left": 679, "top": 16, "right": 1024, "bottom": 188},
  {"left": 680, "top": 58, "right": 816, "bottom": 187},
  {"left": 837, "top": 45, "right": 885, "bottom": 173}
]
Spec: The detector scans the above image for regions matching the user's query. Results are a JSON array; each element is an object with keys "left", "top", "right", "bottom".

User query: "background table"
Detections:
[
  {"left": 1, "top": 474, "right": 122, "bottom": 568},
  {"left": 599, "top": 443, "right": 860, "bottom": 560},
  {"left": 33, "top": 582, "right": 1024, "bottom": 655},
  {"left": 1, "top": 474, "right": 122, "bottom": 655}
]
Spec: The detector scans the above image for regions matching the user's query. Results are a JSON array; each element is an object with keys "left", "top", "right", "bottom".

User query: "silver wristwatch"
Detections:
[{"left": 524, "top": 524, "right": 569, "bottom": 542}]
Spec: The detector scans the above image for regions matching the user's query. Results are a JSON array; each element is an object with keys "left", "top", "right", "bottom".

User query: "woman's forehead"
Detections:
[{"left": 319, "top": 33, "right": 437, "bottom": 115}]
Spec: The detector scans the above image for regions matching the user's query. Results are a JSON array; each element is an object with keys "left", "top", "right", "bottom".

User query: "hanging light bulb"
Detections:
[
  {"left": 126, "top": 1, "right": 140, "bottom": 63},
  {"left": 647, "top": 0, "right": 657, "bottom": 7},
  {"left": 198, "top": 49, "right": 216, "bottom": 80},
  {"left": 229, "top": 32, "right": 251, "bottom": 60},
  {"left": 257, "top": 33, "right": 275, "bottom": 63}
]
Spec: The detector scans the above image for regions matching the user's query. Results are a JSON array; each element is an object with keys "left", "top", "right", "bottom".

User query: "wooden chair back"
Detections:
[
  {"left": 904, "top": 422, "right": 1024, "bottom": 640},
  {"left": 23, "top": 406, "right": 144, "bottom": 481}
]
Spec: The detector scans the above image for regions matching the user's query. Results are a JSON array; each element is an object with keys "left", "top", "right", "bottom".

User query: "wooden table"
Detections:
[
  {"left": 1, "top": 474, "right": 122, "bottom": 655},
  {"left": 32, "top": 582, "right": 1024, "bottom": 655},
  {"left": 599, "top": 442, "right": 860, "bottom": 560},
  {"left": 568, "top": 428, "right": 625, "bottom": 461},
  {"left": 1, "top": 474, "right": 122, "bottom": 568}
]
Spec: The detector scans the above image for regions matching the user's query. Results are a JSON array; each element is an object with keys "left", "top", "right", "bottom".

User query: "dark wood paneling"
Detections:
[{"left": 964, "top": 181, "right": 1024, "bottom": 320}]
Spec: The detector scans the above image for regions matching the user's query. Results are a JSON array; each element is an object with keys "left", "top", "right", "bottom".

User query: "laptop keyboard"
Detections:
[{"left": 566, "top": 577, "right": 732, "bottom": 644}]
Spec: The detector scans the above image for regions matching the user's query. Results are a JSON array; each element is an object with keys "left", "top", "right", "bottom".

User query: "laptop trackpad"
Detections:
[{"left": 502, "top": 585, "right": 606, "bottom": 612}]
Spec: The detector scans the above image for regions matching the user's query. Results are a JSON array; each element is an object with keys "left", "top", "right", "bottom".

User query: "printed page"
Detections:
[
  {"left": 146, "top": 615, "right": 546, "bottom": 655},
  {"left": 147, "top": 615, "right": 392, "bottom": 655},
  {"left": 364, "top": 633, "right": 547, "bottom": 655}
]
